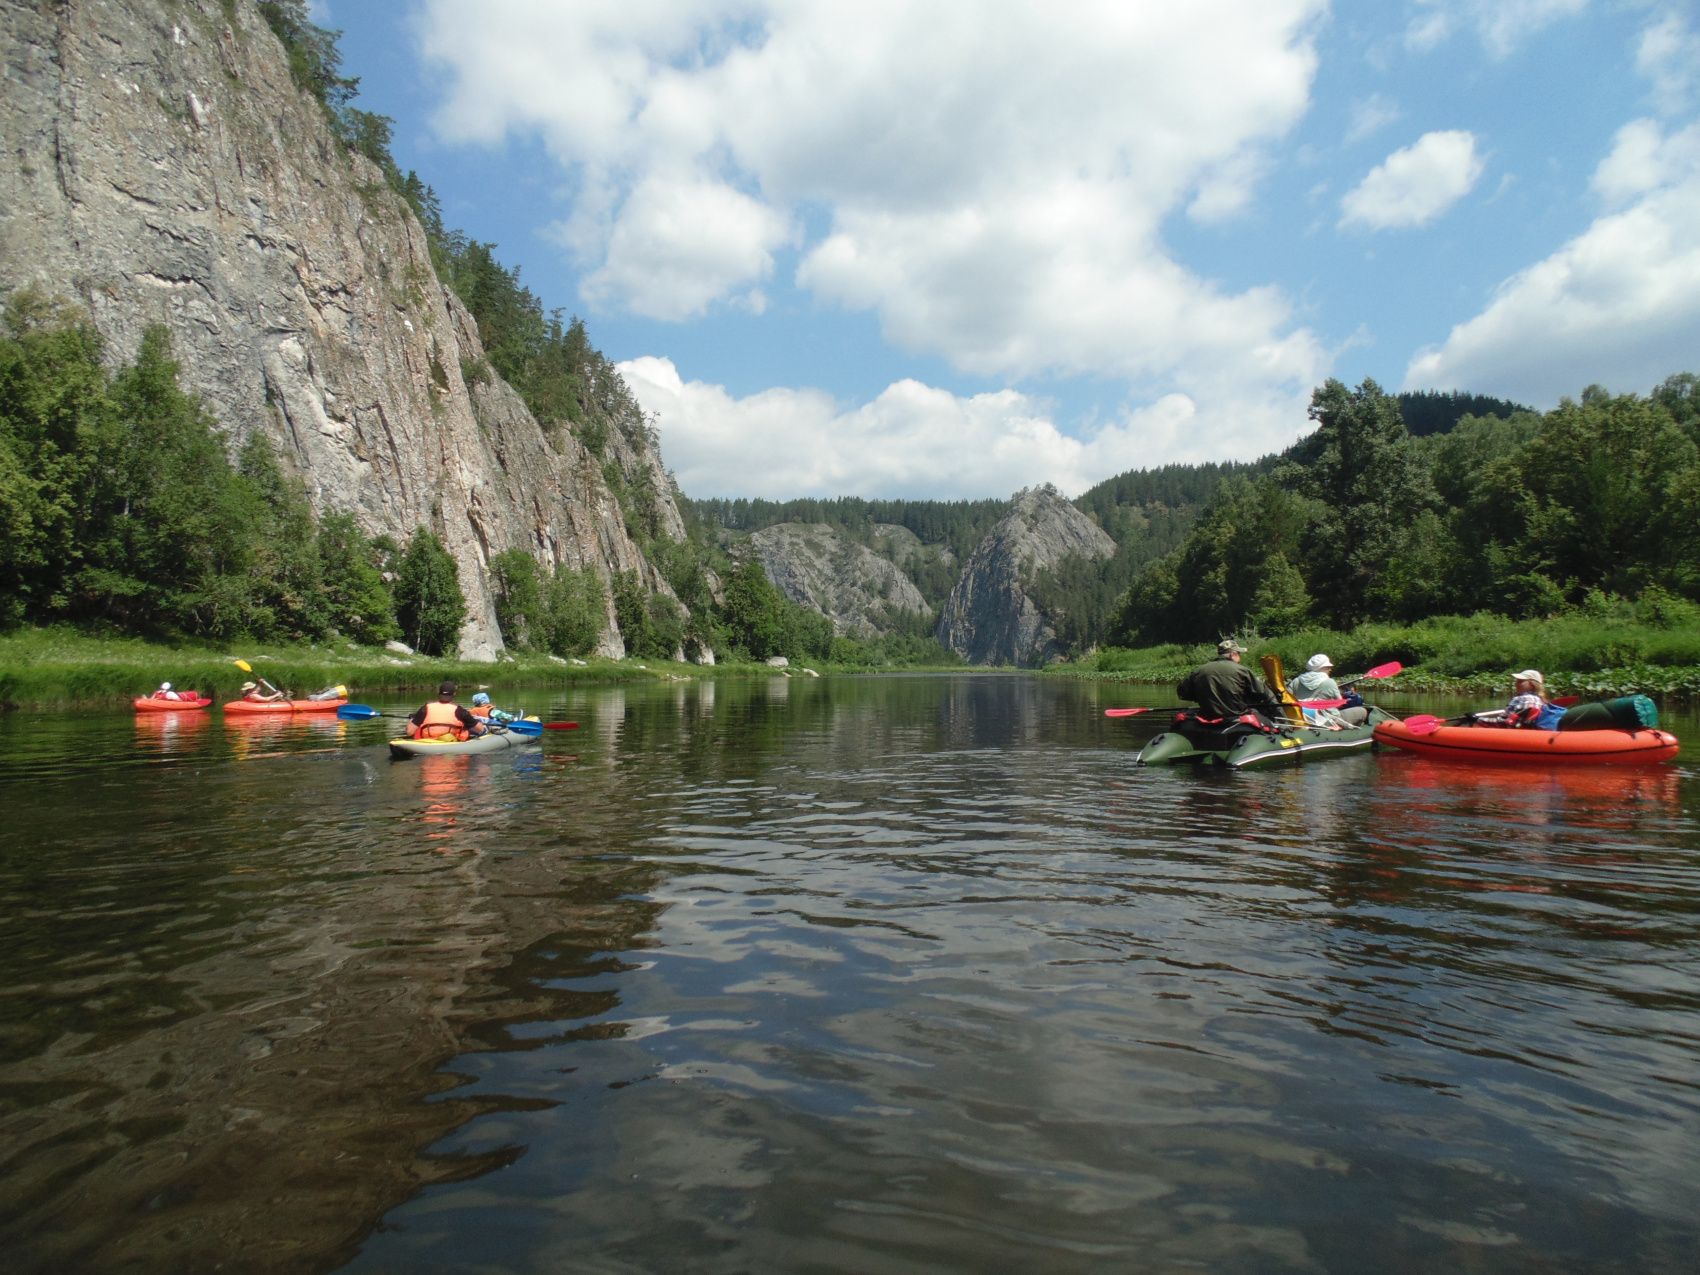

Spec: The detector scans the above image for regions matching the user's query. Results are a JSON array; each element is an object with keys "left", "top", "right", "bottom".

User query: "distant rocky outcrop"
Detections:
[
  {"left": 0, "top": 0, "right": 688, "bottom": 659},
  {"left": 749, "top": 522, "right": 932, "bottom": 638},
  {"left": 871, "top": 523, "right": 954, "bottom": 572},
  {"left": 936, "top": 486, "right": 1116, "bottom": 666}
]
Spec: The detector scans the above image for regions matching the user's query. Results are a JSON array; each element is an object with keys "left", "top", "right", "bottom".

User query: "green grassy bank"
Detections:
[
  {"left": 1053, "top": 612, "right": 1700, "bottom": 699},
  {"left": 0, "top": 628, "right": 971, "bottom": 709},
  {"left": 0, "top": 628, "right": 709, "bottom": 710}
]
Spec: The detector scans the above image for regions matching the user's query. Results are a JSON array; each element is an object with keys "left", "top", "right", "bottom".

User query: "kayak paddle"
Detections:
[
  {"left": 233, "top": 657, "right": 286, "bottom": 699},
  {"left": 1336, "top": 660, "right": 1402, "bottom": 686},
  {"left": 1404, "top": 695, "right": 1581, "bottom": 736},
  {"left": 337, "top": 704, "right": 382, "bottom": 720},
  {"left": 481, "top": 719, "right": 574, "bottom": 735},
  {"left": 1105, "top": 699, "right": 1343, "bottom": 718},
  {"left": 1401, "top": 712, "right": 1499, "bottom": 736},
  {"left": 1400, "top": 714, "right": 1448, "bottom": 735},
  {"left": 487, "top": 719, "right": 576, "bottom": 735},
  {"left": 1101, "top": 661, "right": 1403, "bottom": 719}
]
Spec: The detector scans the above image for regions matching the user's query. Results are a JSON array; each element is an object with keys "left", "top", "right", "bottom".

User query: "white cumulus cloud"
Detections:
[
  {"left": 1404, "top": 0, "right": 1588, "bottom": 59},
  {"left": 419, "top": 0, "right": 1329, "bottom": 408},
  {"left": 618, "top": 357, "right": 1312, "bottom": 501},
  {"left": 1637, "top": 11, "right": 1700, "bottom": 116},
  {"left": 573, "top": 172, "right": 793, "bottom": 321},
  {"left": 1345, "top": 93, "right": 1401, "bottom": 144},
  {"left": 1405, "top": 117, "right": 1700, "bottom": 404},
  {"left": 1339, "top": 130, "right": 1484, "bottom": 229}
]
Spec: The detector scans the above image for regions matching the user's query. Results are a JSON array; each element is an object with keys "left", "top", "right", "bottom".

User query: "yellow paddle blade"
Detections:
[
  {"left": 233, "top": 658, "right": 254, "bottom": 673},
  {"left": 1260, "top": 654, "right": 1305, "bottom": 724}
]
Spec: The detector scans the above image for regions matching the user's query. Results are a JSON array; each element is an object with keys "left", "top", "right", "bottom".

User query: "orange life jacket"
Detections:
[
  {"left": 409, "top": 700, "right": 468, "bottom": 740},
  {"left": 470, "top": 703, "right": 492, "bottom": 718}
]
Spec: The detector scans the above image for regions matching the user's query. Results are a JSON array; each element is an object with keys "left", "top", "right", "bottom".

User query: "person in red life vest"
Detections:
[
  {"left": 469, "top": 691, "right": 522, "bottom": 724},
  {"left": 406, "top": 680, "right": 487, "bottom": 741},
  {"left": 239, "top": 679, "right": 287, "bottom": 703},
  {"left": 152, "top": 681, "right": 182, "bottom": 701}
]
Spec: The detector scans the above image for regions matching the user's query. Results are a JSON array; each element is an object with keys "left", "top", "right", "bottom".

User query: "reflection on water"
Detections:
[
  {"left": 1, "top": 679, "right": 1697, "bottom": 1272},
  {"left": 132, "top": 709, "right": 213, "bottom": 757}
]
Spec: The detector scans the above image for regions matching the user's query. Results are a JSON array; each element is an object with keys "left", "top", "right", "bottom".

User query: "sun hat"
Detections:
[
  {"left": 1306, "top": 654, "right": 1333, "bottom": 671},
  {"left": 159, "top": 681, "right": 171, "bottom": 691},
  {"left": 240, "top": 681, "right": 257, "bottom": 691},
  {"left": 471, "top": 692, "right": 491, "bottom": 705},
  {"left": 1217, "top": 638, "right": 1246, "bottom": 656},
  {"left": 1512, "top": 669, "right": 1544, "bottom": 685}
]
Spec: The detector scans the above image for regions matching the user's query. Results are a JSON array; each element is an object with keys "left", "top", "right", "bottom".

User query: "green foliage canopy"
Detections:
[
  {"left": 391, "top": 529, "right": 465, "bottom": 656},
  {"left": 1112, "top": 372, "right": 1700, "bottom": 646}
]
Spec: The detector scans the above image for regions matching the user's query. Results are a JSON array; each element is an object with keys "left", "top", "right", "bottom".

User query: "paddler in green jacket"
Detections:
[{"left": 1177, "top": 639, "right": 1286, "bottom": 723}]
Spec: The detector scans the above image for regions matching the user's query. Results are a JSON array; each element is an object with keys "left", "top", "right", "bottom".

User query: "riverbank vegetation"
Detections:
[
  {"left": 0, "top": 630, "right": 748, "bottom": 710},
  {"left": 0, "top": 627, "right": 967, "bottom": 710},
  {"left": 0, "top": 291, "right": 591, "bottom": 657},
  {"left": 1106, "top": 376, "right": 1699, "bottom": 645},
  {"left": 0, "top": 627, "right": 656, "bottom": 710},
  {"left": 1057, "top": 605, "right": 1700, "bottom": 698},
  {"left": 1044, "top": 372, "right": 1700, "bottom": 699}
]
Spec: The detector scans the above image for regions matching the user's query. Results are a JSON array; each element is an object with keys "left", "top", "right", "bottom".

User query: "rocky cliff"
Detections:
[
  {"left": 936, "top": 486, "right": 1116, "bottom": 666},
  {"left": 0, "top": 0, "right": 688, "bottom": 659},
  {"left": 749, "top": 522, "right": 932, "bottom": 639}
]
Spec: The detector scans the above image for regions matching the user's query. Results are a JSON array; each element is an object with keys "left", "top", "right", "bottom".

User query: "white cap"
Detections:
[
  {"left": 1306, "top": 654, "right": 1332, "bottom": 671},
  {"left": 159, "top": 682, "right": 171, "bottom": 691},
  {"left": 1513, "top": 669, "right": 1543, "bottom": 685}
]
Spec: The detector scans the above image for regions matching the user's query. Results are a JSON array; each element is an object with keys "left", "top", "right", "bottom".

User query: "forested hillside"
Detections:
[
  {"left": 1394, "top": 389, "right": 1530, "bottom": 438},
  {"left": 688, "top": 387, "right": 1562, "bottom": 660},
  {"left": 1112, "top": 374, "right": 1700, "bottom": 647},
  {"left": 691, "top": 496, "right": 1008, "bottom": 561},
  {"left": 689, "top": 495, "right": 1009, "bottom": 610}
]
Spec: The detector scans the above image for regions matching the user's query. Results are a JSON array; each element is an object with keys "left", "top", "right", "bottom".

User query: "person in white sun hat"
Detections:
[
  {"left": 1288, "top": 654, "right": 1340, "bottom": 702},
  {"left": 1501, "top": 669, "right": 1565, "bottom": 729},
  {"left": 1288, "top": 654, "right": 1368, "bottom": 726}
]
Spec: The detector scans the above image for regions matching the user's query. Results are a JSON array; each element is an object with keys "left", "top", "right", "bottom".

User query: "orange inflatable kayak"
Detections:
[
  {"left": 222, "top": 698, "right": 348, "bottom": 715},
  {"left": 1374, "top": 717, "right": 1679, "bottom": 765},
  {"left": 134, "top": 693, "right": 211, "bottom": 712}
]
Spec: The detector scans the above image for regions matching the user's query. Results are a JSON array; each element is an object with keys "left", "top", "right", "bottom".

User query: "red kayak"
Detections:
[
  {"left": 1374, "top": 717, "right": 1680, "bottom": 765},
  {"left": 134, "top": 693, "right": 211, "bottom": 712},
  {"left": 223, "top": 698, "right": 349, "bottom": 715}
]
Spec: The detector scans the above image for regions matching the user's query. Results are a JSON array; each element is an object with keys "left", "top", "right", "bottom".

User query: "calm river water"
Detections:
[{"left": 2, "top": 674, "right": 1697, "bottom": 1273}]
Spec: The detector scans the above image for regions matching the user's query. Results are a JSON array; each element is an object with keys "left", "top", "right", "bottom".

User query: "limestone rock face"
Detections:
[
  {"left": 0, "top": 0, "right": 688, "bottom": 659},
  {"left": 937, "top": 486, "right": 1116, "bottom": 666},
  {"left": 749, "top": 522, "right": 932, "bottom": 639}
]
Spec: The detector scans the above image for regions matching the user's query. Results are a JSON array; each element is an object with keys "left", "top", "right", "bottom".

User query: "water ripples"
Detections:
[{"left": 4, "top": 681, "right": 1699, "bottom": 1272}]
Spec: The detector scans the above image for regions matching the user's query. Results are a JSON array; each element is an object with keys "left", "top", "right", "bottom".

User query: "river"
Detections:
[{"left": 2, "top": 674, "right": 1697, "bottom": 1273}]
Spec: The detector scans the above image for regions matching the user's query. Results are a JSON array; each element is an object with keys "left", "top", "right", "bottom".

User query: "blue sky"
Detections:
[{"left": 322, "top": 1, "right": 1700, "bottom": 500}]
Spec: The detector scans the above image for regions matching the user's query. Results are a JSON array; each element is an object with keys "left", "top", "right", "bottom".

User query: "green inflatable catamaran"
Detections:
[
  {"left": 1134, "top": 653, "right": 1399, "bottom": 769},
  {"left": 1136, "top": 706, "right": 1396, "bottom": 769}
]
